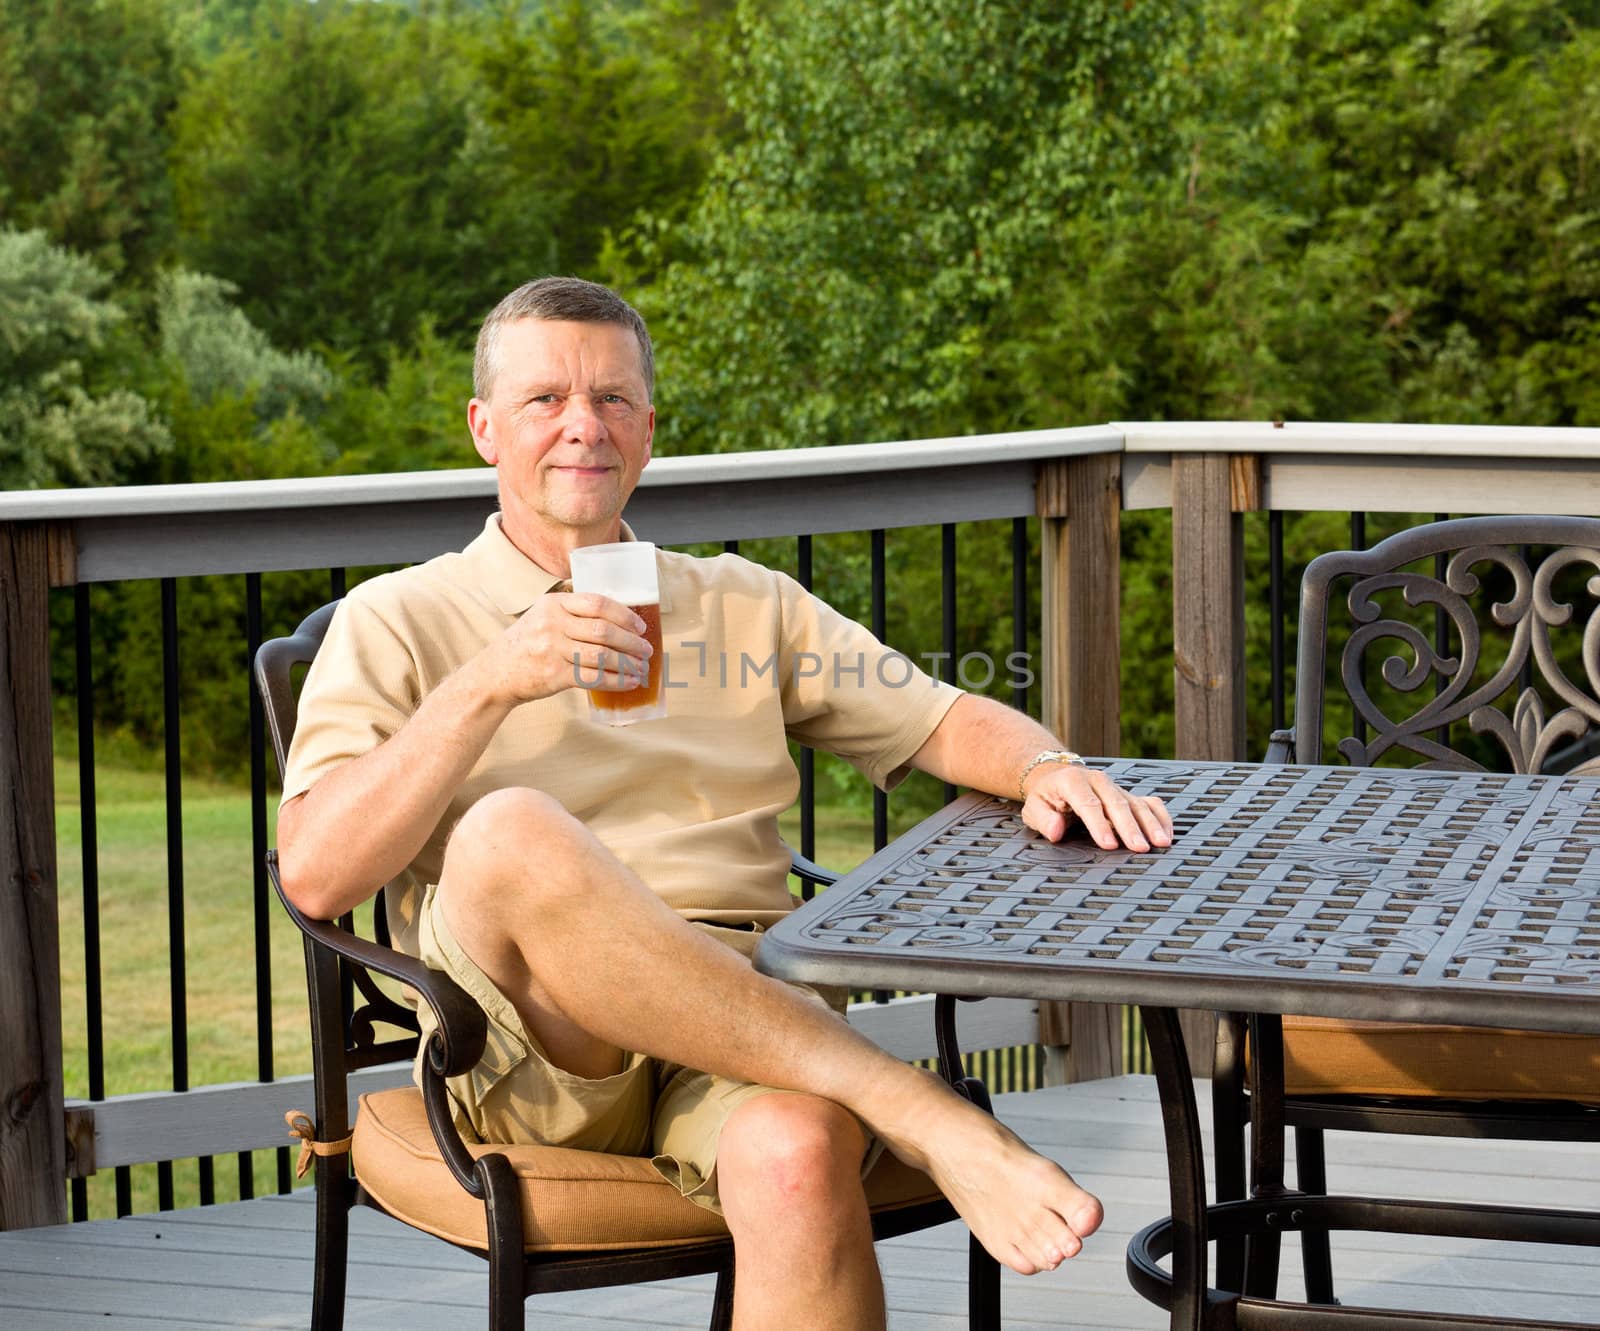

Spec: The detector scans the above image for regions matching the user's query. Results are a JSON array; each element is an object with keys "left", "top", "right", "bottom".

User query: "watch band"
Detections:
[{"left": 1017, "top": 748, "right": 1086, "bottom": 800}]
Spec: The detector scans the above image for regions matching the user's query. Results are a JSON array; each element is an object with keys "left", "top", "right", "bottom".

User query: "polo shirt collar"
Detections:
[{"left": 465, "top": 514, "right": 640, "bottom": 616}]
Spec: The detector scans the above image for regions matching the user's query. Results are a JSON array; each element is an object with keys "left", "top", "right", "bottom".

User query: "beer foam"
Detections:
[
  {"left": 593, "top": 577, "right": 658, "bottom": 605},
  {"left": 568, "top": 542, "right": 659, "bottom": 604}
]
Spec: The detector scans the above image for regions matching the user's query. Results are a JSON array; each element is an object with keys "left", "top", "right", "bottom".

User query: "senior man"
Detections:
[{"left": 276, "top": 276, "right": 1172, "bottom": 1331}]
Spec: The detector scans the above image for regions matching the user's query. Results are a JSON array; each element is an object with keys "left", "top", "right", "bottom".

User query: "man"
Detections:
[{"left": 277, "top": 277, "right": 1172, "bottom": 1331}]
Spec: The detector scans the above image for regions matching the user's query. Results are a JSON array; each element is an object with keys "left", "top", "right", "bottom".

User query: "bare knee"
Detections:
[
  {"left": 436, "top": 787, "right": 610, "bottom": 941},
  {"left": 443, "top": 787, "right": 580, "bottom": 891},
  {"left": 718, "top": 1095, "right": 868, "bottom": 1227}
]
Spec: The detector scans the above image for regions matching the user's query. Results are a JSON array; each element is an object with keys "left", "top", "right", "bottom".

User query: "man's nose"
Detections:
[{"left": 562, "top": 397, "right": 606, "bottom": 444}]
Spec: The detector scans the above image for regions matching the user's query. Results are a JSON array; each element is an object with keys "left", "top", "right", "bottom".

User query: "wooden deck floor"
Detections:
[{"left": 2, "top": 1076, "right": 1597, "bottom": 1330}]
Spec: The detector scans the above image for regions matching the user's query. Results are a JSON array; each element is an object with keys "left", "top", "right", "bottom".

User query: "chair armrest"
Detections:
[
  {"left": 788, "top": 847, "right": 840, "bottom": 888},
  {"left": 267, "top": 851, "right": 487, "bottom": 1076},
  {"left": 269, "top": 851, "right": 497, "bottom": 1198},
  {"left": 1264, "top": 728, "right": 1296, "bottom": 765}
]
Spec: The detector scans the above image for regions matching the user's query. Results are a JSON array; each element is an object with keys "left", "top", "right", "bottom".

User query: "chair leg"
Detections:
[
  {"left": 968, "top": 1233, "right": 1001, "bottom": 1331},
  {"left": 708, "top": 1262, "right": 735, "bottom": 1331},
  {"left": 1294, "top": 1125, "right": 1337, "bottom": 1305},
  {"left": 477, "top": 1153, "right": 526, "bottom": 1331},
  {"left": 310, "top": 1158, "right": 352, "bottom": 1331}
]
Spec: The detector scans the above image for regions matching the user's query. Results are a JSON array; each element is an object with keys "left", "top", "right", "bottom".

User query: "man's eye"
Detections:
[{"left": 600, "top": 393, "right": 625, "bottom": 405}]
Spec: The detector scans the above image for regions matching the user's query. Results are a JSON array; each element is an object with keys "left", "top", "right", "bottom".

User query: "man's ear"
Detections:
[
  {"left": 468, "top": 399, "right": 498, "bottom": 465},
  {"left": 642, "top": 405, "right": 655, "bottom": 467}
]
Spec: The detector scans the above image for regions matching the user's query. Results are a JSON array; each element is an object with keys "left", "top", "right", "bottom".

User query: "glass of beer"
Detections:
[{"left": 567, "top": 541, "right": 667, "bottom": 725}]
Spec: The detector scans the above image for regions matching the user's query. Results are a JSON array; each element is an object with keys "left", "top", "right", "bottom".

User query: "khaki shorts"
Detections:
[{"left": 412, "top": 886, "right": 878, "bottom": 1215}]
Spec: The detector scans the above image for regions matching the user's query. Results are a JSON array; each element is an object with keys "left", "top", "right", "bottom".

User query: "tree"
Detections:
[
  {"left": 168, "top": 0, "right": 737, "bottom": 374},
  {"left": 171, "top": 0, "right": 503, "bottom": 366},
  {"left": 643, "top": 0, "right": 1200, "bottom": 455},
  {"left": 471, "top": 0, "right": 741, "bottom": 287},
  {"left": 0, "top": 227, "right": 169, "bottom": 489},
  {"left": 0, "top": 0, "right": 180, "bottom": 281}
]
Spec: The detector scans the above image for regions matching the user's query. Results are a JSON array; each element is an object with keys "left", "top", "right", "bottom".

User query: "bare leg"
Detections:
[
  {"left": 716, "top": 1094, "right": 884, "bottom": 1331},
  {"left": 438, "top": 788, "right": 1103, "bottom": 1275}
]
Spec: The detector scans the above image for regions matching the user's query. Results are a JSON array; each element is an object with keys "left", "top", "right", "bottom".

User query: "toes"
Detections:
[
  {"left": 1071, "top": 1199, "right": 1104, "bottom": 1237},
  {"left": 1004, "top": 1245, "right": 1040, "bottom": 1277}
]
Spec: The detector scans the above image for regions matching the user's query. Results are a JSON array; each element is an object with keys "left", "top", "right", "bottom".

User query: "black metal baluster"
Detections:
[
  {"left": 871, "top": 529, "right": 889, "bottom": 853},
  {"left": 941, "top": 524, "right": 957, "bottom": 805},
  {"left": 868, "top": 530, "right": 892, "bottom": 1003},
  {"left": 723, "top": 540, "right": 740, "bottom": 555},
  {"left": 73, "top": 585, "right": 103, "bottom": 1223},
  {"left": 245, "top": 574, "right": 276, "bottom": 1199},
  {"left": 1011, "top": 517, "right": 1041, "bottom": 1086},
  {"left": 1269, "top": 511, "right": 1285, "bottom": 734},
  {"left": 160, "top": 579, "right": 187, "bottom": 1210},
  {"left": 330, "top": 567, "right": 347, "bottom": 601},
  {"left": 797, "top": 535, "right": 815, "bottom": 896},
  {"left": 1011, "top": 518, "right": 1029, "bottom": 716}
]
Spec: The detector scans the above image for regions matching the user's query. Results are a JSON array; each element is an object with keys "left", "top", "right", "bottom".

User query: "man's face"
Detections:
[{"left": 468, "top": 318, "right": 654, "bottom": 554}]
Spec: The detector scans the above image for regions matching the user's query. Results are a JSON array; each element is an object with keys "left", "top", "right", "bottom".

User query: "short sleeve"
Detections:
[
  {"left": 773, "top": 571, "right": 962, "bottom": 790},
  {"left": 279, "top": 592, "right": 422, "bottom": 806}
]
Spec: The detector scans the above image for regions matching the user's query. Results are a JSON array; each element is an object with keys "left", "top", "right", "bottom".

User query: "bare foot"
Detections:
[{"left": 876, "top": 1075, "right": 1103, "bottom": 1275}]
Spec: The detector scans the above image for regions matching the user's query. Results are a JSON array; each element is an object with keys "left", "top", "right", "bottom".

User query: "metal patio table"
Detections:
[{"left": 754, "top": 758, "right": 1600, "bottom": 1331}]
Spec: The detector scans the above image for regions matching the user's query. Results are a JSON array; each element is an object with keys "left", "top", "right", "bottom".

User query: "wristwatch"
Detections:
[{"left": 1017, "top": 748, "right": 1086, "bottom": 800}]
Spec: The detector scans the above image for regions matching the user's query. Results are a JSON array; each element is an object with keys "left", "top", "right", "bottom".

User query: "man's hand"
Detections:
[
  {"left": 478, "top": 592, "right": 653, "bottom": 706},
  {"left": 1021, "top": 762, "right": 1173, "bottom": 853}
]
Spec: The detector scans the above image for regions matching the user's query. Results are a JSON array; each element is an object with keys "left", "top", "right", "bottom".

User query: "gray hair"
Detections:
[{"left": 473, "top": 277, "right": 654, "bottom": 401}]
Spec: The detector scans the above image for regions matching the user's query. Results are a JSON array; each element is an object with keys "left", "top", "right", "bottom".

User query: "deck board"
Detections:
[{"left": 2, "top": 1076, "right": 1597, "bottom": 1329}]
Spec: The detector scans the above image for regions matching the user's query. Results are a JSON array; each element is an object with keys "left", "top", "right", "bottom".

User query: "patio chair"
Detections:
[
  {"left": 255, "top": 599, "right": 1001, "bottom": 1331},
  {"left": 1211, "top": 514, "right": 1600, "bottom": 1304}
]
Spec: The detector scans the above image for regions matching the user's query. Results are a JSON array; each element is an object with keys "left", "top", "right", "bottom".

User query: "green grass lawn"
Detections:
[
  {"left": 55, "top": 757, "right": 311, "bottom": 1217},
  {"left": 53, "top": 756, "right": 907, "bottom": 1219}
]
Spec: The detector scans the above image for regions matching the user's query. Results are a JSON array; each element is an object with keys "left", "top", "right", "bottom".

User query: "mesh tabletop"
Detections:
[{"left": 756, "top": 759, "right": 1600, "bottom": 1034}]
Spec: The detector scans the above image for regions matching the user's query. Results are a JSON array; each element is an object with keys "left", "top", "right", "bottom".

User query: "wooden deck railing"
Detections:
[{"left": 6, "top": 419, "right": 1600, "bottom": 1230}]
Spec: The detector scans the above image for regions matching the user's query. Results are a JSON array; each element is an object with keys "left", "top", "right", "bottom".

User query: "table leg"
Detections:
[
  {"left": 1211, "top": 1011, "right": 1250, "bottom": 1293},
  {"left": 1140, "top": 1006, "right": 1210, "bottom": 1331},
  {"left": 936, "top": 995, "right": 1003, "bottom": 1331},
  {"left": 1244, "top": 1013, "right": 1286, "bottom": 1299}
]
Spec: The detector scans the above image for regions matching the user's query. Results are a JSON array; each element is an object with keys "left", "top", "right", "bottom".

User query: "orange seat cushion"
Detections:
[
  {"left": 351, "top": 1086, "right": 944, "bottom": 1252},
  {"left": 1280, "top": 1016, "right": 1600, "bottom": 1102}
]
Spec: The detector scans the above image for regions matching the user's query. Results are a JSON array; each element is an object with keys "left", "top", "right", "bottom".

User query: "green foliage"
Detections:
[
  {"left": 1031, "top": 0, "right": 1600, "bottom": 427},
  {"left": 168, "top": 0, "right": 735, "bottom": 372},
  {"left": 471, "top": 0, "right": 741, "bottom": 286},
  {"left": 0, "top": 227, "right": 170, "bottom": 488},
  {"left": 322, "top": 321, "right": 477, "bottom": 474},
  {"left": 0, "top": 0, "right": 180, "bottom": 280},
  {"left": 170, "top": 0, "right": 494, "bottom": 363},
  {"left": 645, "top": 0, "right": 1200, "bottom": 454},
  {"left": 156, "top": 270, "right": 333, "bottom": 422}
]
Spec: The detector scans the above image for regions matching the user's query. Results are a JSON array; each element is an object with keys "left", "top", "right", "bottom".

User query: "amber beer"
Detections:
[
  {"left": 589, "top": 600, "right": 664, "bottom": 718},
  {"left": 567, "top": 541, "right": 668, "bottom": 725}
]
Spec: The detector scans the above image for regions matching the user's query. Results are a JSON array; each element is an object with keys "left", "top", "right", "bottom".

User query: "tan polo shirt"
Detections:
[{"left": 282, "top": 514, "right": 962, "bottom": 958}]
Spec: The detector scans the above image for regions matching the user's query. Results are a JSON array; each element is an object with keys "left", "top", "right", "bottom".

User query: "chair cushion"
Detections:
[
  {"left": 1280, "top": 1016, "right": 1600, "bottom": 1102},
  {"left": 351, "top": 1086, "right": 944, "bottom": 1252}
]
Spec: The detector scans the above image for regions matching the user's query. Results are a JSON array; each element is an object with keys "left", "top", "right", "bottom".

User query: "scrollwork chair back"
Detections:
[{"left": 1294, "top": 514, "right": 1600, "bottom": 775}]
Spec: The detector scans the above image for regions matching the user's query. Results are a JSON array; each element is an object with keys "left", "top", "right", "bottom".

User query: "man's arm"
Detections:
[
  {"left": 908, "top": 693, "right": 1172, "bottom": 852},
  {"left": 277, "top": 590, "right": 653, "bottom": 919}
]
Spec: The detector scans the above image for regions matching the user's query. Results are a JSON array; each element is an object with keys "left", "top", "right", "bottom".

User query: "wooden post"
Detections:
[
  {"left": 1169, "top": 454, "right": 1254, "bottom": 1075},
  {"left": 1037, "top": 453, "right": 1124, "bottom": 1084},
  {"left": 0, "top": 521, "right": 66, "bottom": 1228}
]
